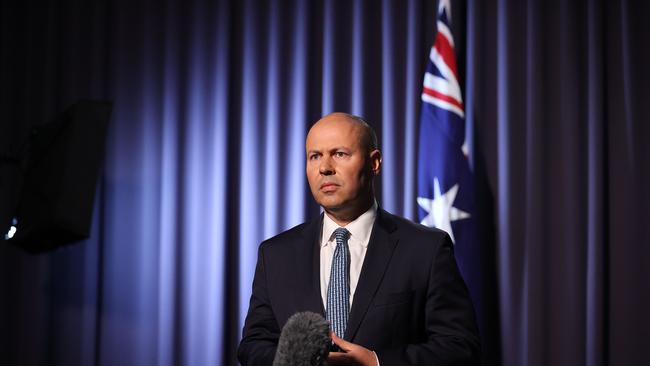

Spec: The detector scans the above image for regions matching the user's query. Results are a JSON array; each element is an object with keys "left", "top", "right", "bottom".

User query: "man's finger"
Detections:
[
  {"left": 331, "top": 332, "right": 353, "bottom": 351},
  {"left": 327, "top": 351, "right": 351, "bottom": 366},
  {"left": 328, "top": 351, "right": 347, "bottom": 357}
]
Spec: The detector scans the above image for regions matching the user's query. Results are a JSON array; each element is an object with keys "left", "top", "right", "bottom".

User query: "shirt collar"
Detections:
[{"left": 321, "top": 201, "right": 378, "bottom": 248}]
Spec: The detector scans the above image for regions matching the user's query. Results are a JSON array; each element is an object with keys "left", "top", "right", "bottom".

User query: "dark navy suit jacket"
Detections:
[{"left": 237, "top": 208, "right": 480, "bottom": 365}]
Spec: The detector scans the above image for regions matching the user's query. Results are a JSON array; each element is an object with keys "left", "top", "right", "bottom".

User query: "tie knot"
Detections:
[{"left": 334, "top": 228, "right": 349, "bottom": 243}]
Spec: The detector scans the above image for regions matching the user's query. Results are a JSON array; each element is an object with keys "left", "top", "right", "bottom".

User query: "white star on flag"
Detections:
[{"left": 417, "top": 177, "right": 470, "bottom": 244}]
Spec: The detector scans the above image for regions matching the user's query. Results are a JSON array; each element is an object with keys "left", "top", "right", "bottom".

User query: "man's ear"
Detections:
[{"left": 369, "top": 149, "right": 382, "bottom": 176}]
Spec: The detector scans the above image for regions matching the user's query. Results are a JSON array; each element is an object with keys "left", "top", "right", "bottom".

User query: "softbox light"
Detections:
[{"left": 6, "top": 100, "right": 112, "bottom": 253}]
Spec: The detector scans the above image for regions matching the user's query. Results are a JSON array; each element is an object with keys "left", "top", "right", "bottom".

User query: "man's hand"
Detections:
[{"left": 327, "top": 333, "right": 378, "bottom": 366}]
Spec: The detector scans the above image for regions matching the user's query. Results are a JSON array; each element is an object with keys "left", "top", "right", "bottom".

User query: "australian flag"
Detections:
[{"left": 416, "top": 0, "right": 485, "bottom": 343}]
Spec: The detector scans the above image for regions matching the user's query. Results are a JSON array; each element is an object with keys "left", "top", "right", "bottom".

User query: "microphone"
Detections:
[{"left": 273, "top": 311, "right": 331, "bottom": 366}]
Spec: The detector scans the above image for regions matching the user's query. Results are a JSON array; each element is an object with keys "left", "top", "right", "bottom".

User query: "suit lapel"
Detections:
[
  {"left": 297, "top": 214, "right": 326, "bottom": 315},
  {"left": 345, "top": 209, "right": 398, "bottom": 341}
]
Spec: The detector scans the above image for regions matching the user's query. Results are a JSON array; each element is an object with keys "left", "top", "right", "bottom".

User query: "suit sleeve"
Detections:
[
  {"left": 237, "top": 244, "right": 280, "bottom": 366},
  {"left": 375, "top": 233, "right": 481, "bottom": 365}
]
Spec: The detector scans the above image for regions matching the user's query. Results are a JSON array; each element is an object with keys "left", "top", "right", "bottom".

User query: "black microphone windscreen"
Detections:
[{"left": 273, "top": 311, "right": 330, "bottom": 366}]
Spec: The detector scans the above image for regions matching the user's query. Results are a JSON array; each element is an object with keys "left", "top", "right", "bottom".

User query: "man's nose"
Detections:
[{"left": 319, "top": 156, "right": 334, "bottom": 175}]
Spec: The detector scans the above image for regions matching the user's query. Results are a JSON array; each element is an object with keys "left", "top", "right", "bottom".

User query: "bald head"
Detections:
[
  {"left": 305, "top": 112, "right": 382, "bottom": 225},
  {"left": 308, "top": 112, "right": 378, "bottom": 154}
]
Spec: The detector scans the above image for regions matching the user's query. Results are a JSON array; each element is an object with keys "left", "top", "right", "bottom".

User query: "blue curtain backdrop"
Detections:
[{"left": 0, "top": 0, "right": 648, "bottom": 366}]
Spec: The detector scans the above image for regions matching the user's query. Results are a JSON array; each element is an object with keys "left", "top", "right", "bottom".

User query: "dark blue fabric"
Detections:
[{"left": 417, "top": 3, "right": 485, "bottom": 360}]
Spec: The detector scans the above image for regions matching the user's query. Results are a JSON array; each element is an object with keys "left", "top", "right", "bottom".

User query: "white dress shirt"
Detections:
[{"left": 320, "top": 201, "right": 377, "bottom": 308}]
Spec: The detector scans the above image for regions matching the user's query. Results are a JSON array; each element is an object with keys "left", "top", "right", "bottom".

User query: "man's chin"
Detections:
[{"left": 315, "top": 197, "right": 345, "bottom": 211}]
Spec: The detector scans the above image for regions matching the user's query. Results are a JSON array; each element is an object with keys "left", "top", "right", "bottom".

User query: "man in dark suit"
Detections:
[{"left": 238, "top": 113, "right": 480, "bottom": 365}]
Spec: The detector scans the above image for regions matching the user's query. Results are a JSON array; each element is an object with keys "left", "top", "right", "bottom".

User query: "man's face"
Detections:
[{"left": 305, "top": 115, "right": 379, "bottom": 214}]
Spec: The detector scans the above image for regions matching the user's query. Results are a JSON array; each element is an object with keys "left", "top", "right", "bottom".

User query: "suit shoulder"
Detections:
[
  {"left": 381, "top": 211, "right": 452, "bottom": 256},
  {"left": 258, "top": 221, "right": 311, "bottom": 251},
  {"left": 384, "top": 210, "right": 448, "bottom": 237}
]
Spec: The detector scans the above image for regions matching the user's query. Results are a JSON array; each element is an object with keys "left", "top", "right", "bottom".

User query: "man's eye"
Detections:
[
  {"left": 335, "top": 152, "right": 346, "bottom": 157},
  {"left": 309, "top": 154, "right": 320, "bottom": 160}
]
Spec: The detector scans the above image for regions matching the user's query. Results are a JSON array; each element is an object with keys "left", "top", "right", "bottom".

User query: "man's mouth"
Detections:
[{"left": 320, "top": 182, "right": 339, "bottom": 192}]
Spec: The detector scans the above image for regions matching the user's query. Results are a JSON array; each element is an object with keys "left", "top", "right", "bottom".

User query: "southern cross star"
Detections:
[{"left": 417, "top": 177, "right": 470, "bottom": 244}]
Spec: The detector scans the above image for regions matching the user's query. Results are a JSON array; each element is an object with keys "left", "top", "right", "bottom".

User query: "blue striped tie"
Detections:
[{"left": 327, "top": 227, "right": 350, "bottom": 339}]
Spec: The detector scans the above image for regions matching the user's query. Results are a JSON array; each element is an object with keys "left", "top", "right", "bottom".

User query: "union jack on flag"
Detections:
[
  {"left": 421, "top": 1, "right": 465, "bottom": 122},
  {"left": 416, "top": 0, "right": 481, "bottom": 325}
]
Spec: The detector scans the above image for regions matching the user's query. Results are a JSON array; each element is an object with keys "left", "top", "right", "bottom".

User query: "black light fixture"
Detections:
[{"left": 3, "top": 100, "right": 112, "bottom": 253}]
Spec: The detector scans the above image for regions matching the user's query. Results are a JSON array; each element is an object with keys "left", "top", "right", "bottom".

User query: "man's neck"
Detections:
[{"left": 324, "top": 198, "right": 375, "bottom": 227}]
